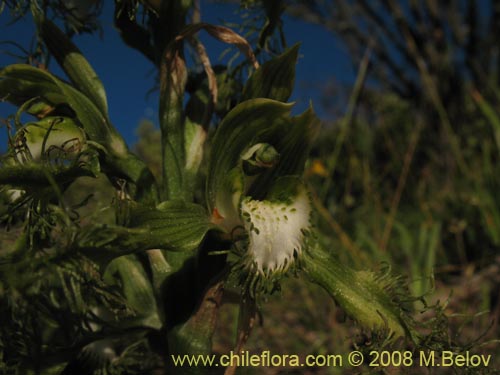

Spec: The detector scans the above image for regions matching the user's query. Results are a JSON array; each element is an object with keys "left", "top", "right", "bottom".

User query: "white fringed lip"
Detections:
[{"left": 240, "top": 187, "right": 311, "bottom": 275}]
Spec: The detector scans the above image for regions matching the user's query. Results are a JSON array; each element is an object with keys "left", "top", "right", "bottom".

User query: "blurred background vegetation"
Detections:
[{"left": 1, "top": 0, "right": 499, "bottom": 373}]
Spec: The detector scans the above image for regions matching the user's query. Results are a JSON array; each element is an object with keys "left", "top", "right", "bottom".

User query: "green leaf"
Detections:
[
  {"left": 76, "top": 201, "right": 216, "bottom": 267},
  {"left": 242, "top": 43, "right": 300, "bottom": 102},
  {"left": 32, "top": 3, "right": 109, "bottom": 117},
  {"left": 159, "top": 25, "right": 188, "bottom": 201},
  {"left": 129, "top": 200, "right": 216, "bottom": 253},
  {"left": 0, "top": 67, "right": 66, "bottom": 108}
]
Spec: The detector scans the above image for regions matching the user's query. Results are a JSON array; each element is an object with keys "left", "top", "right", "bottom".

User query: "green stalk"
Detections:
[
  {"left": 159, "top": 53, "right": 187, "bottom": 201},
  {"left": 167, "top": 280, "right": 224, "bottom": 374},
  {"left": 302, "top": 241, "right": 418, "bottom": 342},
  {"left": 158, "top": 0, "right": 191, "bottom": 201}
]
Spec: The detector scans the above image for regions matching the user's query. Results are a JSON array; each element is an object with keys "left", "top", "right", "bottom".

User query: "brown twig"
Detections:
[
  {"left": 188, "top": 37, "right": 218, "bottom": 130},
  {"left": 224, "top": 293, "right": 257, "bottom": 375}
]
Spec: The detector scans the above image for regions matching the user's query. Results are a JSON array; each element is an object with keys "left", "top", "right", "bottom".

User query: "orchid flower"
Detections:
[{"left": 206, "top": 98, "right": 319, "bottom": 293}]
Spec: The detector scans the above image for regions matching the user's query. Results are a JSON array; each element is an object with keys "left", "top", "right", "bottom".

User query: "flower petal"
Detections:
[{"left": 240, "top": 181, "right": 311, "bottom": 275}]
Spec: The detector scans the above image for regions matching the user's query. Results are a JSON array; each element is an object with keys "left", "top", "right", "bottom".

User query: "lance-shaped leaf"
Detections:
[
  {"left": 0, "top": 65, "right": 66, "bottom": 108},
  {"left": 129, "top": 201, "right": 216, "bottom": 252},
  {"left": 159, "top": 39, "right": 187, "bottom": 201},
  {"left": 159, "top": 20, "right": 258, "bottom": 201},
  {"left": 32, "top": 3, "right": 109, "bottom": 117},
  {"left": 76, "top": 201, "right": 216, "bottom": 267},
  {"left": 0, "top": 157, "right": 99, "bottom": 191},
  {"left": 302, "top": 241, "right": 418, "bottom": 341},
  {"left": 242, "top": 43, "right": 300, "bottom": 102},
  {"left": 184, "top": 118, "right": 207, "bottom": 194}
]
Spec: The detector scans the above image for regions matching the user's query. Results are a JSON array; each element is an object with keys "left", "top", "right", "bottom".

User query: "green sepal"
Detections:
[
  {"left": 302, "top": 240, "right": 417, "bottom": 342},
  {"left": 12, "top": 115, "right": 86, "bottom": 161},
  {"left": 32, "top": 3, "right": 109, "bottom": 117},
  {"left": 242, "top": 43, "right": 300, "bottom": 102},
  {"left": 206, "top": 99, "right": 319, "bottom": 216},
  {"left": 207, "top": 99, "right": 289, "bottom": 213}
]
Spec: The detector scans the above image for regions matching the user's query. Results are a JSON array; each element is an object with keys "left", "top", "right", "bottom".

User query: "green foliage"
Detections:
[
  {"left": 32, "top": 2, "right": 109, "bottom": 117},
  {"left": 133, "top": 120, "right": 162, "bottom": 181},
  {"left": 241, "top": 43, "right": 299, "bottom": 102},
  {"left": 0, "top": 1, "right": 497, "bottom": 374}
]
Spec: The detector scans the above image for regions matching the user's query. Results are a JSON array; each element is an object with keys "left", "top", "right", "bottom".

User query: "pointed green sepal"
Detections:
[{"left": 206, "top": 99, "right": 319, "bottom": 222}]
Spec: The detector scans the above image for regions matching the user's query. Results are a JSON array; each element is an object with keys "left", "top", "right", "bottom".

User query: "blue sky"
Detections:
[{"left": 0, "top": 1, "right": 354, "bottom": 151}]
